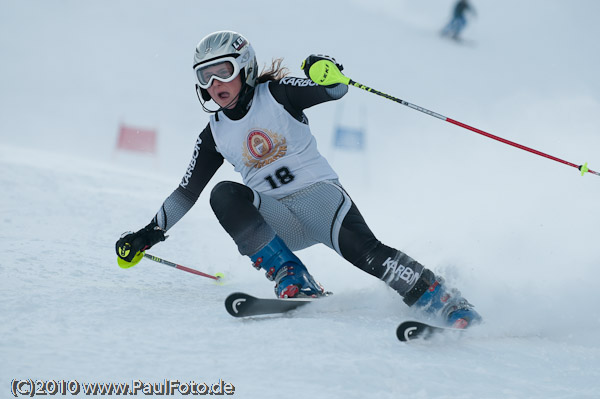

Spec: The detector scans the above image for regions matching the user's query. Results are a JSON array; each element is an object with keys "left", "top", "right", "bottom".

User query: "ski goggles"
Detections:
[{"left": 194, "top": 57, "right": 240, "bottom": 89}]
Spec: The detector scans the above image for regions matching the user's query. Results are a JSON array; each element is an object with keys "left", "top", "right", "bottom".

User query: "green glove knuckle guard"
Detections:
[
  {"left": 115, "top": 223, "right": 166, "bottom": 268},
  {"left": 301, "top": 54, "right": 348, "bottom": 86}
]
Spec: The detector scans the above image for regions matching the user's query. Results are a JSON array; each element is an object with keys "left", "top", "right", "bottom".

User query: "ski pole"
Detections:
[
  {"left": 307, "top": 60, "right": 599, "bottom": 178},
  {"left": 144, "top": 253, "right": 223, "bottom": 281}
]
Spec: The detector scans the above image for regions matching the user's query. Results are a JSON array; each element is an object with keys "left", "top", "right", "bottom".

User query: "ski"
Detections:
[
  {"left": 396, "top": 321, "right": 462, "bottom": 342},
  {"left": 225, "top": 292, "right": 319, "bottom": 318}
]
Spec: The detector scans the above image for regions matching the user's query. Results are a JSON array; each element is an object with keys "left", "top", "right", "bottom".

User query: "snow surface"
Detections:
[{"left": 2, "top": 1, "right": 600, "bottom": 398}]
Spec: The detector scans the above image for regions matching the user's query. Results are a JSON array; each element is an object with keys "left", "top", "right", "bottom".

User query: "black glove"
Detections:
[
  {"left": 301, "top": 54, "right": 343, "bottom": 80},
  {"left": 116, "top": 222, "right": 167, "bottom": 263}
]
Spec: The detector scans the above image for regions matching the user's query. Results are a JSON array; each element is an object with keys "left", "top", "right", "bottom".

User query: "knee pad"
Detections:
[{"left": 210, "top": 181, "right": 254, "bottom": 213}]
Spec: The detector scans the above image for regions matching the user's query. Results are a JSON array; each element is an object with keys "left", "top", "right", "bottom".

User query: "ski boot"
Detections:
[
  {"left": 403, "top": 269, "right": 482, "bottom": 329},
  {"left": 250, "top": 236, "right": 326, "bottom": 298}
]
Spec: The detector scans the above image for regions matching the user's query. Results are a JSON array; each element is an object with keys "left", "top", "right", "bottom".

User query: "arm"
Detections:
[
  {"left": 115, "top": 124, "right": 224, "bottom": 266},
  {"left": 268, "top": 76, "right": 348, "bottom": 122},
  {"left": 152, "top": 124, "right": 224, "bottom": 231}
]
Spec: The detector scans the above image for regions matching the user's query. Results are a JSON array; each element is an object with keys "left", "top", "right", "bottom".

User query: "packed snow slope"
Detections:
[{"left": 2, "top": 1, "right": 600, "bottom": 398}]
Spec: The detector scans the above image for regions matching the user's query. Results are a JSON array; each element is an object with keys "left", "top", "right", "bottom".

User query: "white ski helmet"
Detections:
[{"left": 193, "top": 31, "right": 258, "bottom": 102}]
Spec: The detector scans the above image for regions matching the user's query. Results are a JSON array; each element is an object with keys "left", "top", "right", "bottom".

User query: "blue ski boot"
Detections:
[
  {"left": 403, "top": 269, "right": 482, "bottom": 328},
  {"left": 250, "top": 236, "right": 325, "bottom": 298}
]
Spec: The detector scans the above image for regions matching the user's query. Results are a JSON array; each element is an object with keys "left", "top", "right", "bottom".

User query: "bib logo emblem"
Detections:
[
  {"left": 243, "top": 129, "right": 287, "bottom": 169},
  {"left": 248, "top": 130, "right": 273, "bottom": 158}
]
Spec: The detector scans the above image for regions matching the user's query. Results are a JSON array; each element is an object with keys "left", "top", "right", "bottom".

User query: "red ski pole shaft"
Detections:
[
  {"left": 144, "top": 253, "right": 221, "bottom": 280},
  {"left": 347, "top": 79, "right": 599, "bottom": 177}
]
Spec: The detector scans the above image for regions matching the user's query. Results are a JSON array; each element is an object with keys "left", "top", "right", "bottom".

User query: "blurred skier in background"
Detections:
[
  {"left": 441, "top": 0, "right": 476, "bottom": 41},
  {"left": 115, "top": 31, "right": 482, "bottom": 329}
]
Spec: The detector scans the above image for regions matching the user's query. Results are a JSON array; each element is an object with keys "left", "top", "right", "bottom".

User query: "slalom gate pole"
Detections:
[
  {"left": 144, "top": 253, "right": 222, "bottom": 281},
  {"left": 307, "top": 60, "right": 599, "bottom": 178}
]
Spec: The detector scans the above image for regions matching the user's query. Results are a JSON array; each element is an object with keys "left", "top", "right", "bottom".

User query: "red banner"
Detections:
[{"left": 116, "top": 124, "right": 157, "bottom": 154}]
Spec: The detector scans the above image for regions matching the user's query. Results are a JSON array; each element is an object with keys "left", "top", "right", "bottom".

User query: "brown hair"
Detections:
[{"left": 257, "top": 58, "right": 290, "bottom": 84}]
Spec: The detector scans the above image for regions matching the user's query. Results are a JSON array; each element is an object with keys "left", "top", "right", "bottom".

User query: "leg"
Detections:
[
  {"left": 337, "top": 202, "right": 481, "bottom": 327},
  {"left": 267, "top": 180, "right": 426, "bottom": 298},
  {"left": 337, "top": 203, "right": 425, "bottom": 297},
  {"left": 441, "top": 19, "right": 454, "bottom": 36},
  {"left": 209, "top": 180, "right": 275, "bottom": 256},
  {"left": 451, "top": 16, "right": 466, "bottom": 39},
  {"left": 210, "top": 181, "right": 324, "bottom": 297}
]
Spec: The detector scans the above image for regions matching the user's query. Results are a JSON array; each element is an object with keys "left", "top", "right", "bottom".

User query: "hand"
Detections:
[
  {"left": 116, "top": 222, "right": 167, "bottom": 267},
  {"left": 301, "top": 54, "right": 343, "bottom": 80}
]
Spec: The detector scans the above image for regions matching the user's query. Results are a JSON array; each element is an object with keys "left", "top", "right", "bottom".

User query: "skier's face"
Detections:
[{"left": 207, "top": 74, "right": 243, "bottom": 109}]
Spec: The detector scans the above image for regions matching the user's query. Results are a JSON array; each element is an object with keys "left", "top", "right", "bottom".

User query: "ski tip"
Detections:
[
  {"left": 396, "top": 320, "right": 473, "bottom": 342},
  {"left": 397, "top": 321, "right": 429, "bottom": 342},
  {"left": 224, "top": 292, "right": 255, "bottom": 317},
  {"left": 396, "top": 320, "right": 453, "bottom": 342}
]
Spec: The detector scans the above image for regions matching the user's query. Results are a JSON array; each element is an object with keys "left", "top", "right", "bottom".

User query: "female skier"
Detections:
[{"left": 116, "top": 31, "right": 481, "bottom": 328}]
